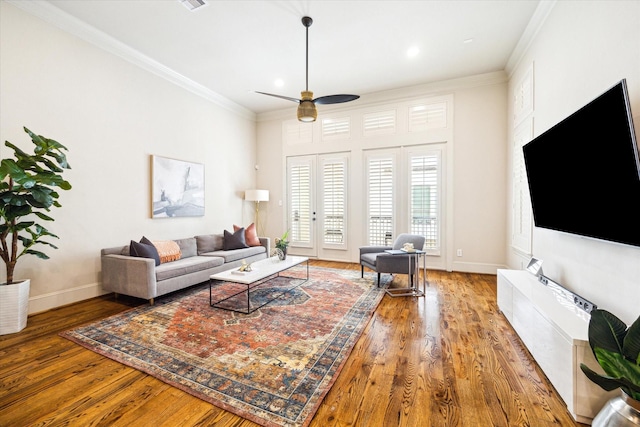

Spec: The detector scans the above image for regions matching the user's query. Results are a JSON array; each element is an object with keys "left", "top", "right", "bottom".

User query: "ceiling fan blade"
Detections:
[
  {"left": 313, "top": 94, "right": 360, "bottom": 105},
  {"left": 255, "top": 91, "right": 301, "bottom": 103}
]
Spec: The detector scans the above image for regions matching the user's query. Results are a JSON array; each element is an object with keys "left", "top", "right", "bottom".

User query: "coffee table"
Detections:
[{"left": 209, "top": 255, "right": 309, "bottom": 314}]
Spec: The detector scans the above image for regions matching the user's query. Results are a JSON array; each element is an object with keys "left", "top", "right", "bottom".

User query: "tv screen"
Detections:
[{"left": 523, "top": 79, "right": 640, "bottom": 247}]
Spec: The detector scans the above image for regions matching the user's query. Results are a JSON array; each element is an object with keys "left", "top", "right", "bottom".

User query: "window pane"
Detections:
[
  {"left": 410, "top": 153, "right": 439, "bottom": 250},
  {"left": 367, "top": 156, "right": 394, "bottom": 245},
  {"left": 322, "top": 159, "right": 346, "bottom": 244}
]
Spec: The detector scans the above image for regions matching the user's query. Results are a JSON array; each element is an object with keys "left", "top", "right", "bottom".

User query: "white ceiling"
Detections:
[{"left": 41, "top": 0, "right": 541, "bottom": 115}]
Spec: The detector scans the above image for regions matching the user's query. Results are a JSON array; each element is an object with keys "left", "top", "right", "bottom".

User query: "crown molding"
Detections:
[
  {"left": 506, "top": 0, "right": 557, "bottom": 77},
  {"left": 7, "top": 0, "right": 256, "bottom": 122}
]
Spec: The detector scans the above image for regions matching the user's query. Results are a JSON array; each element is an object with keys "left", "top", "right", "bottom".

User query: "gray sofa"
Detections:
[{"left": 101, "top": 234, "right": 270, "bottom": 304}]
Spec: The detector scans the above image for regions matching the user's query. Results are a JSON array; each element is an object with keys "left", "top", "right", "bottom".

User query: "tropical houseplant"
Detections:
[
  {"left": 580, "top": 309, "right": 640, "bottom": 426},
  {"left": 0, "top": 127, "right": 71, "bottom": 334},
  {"left": 274, "top": 230, "right": 289, "bottom": 260}
]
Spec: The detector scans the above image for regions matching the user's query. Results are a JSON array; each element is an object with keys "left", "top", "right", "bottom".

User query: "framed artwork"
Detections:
[{"left": 151, "top": 155, "right": 204, "bottom": 218}]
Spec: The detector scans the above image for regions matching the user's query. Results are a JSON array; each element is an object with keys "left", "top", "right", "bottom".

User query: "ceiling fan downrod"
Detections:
[{"left": 302, "top": 16, "right": 312, "bottom": 92}]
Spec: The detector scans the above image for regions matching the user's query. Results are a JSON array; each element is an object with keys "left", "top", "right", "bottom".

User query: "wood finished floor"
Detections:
[{"left": 0, "top": 261, "right": 587, "bottom": 426}]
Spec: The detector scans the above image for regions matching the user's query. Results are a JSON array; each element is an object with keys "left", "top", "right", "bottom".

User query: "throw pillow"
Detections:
[
  {"left": 130, "top": 239, "right": 161, "bottom": 266},
  {"left": 234, "top": 223, "right": 261, "bottom": 247},
  {"left": 223, "top": 228, "right": 249, "bottom": 250},
  {"left": 140, "top": 236, "right": 161, "bottom": 265}
]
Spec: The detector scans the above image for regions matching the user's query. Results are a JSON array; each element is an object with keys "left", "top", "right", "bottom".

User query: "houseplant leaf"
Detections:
[
  {"left": 623, "top": 315, "right": 640, "bottom": 363},
  {"left": 588, "top": 309, "right": 627, "bottom": 356}
]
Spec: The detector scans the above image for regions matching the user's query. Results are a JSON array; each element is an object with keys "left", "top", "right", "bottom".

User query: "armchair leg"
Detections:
[
  {"left": 377, "top": 272, "right": 381, "bottom": 287},
  {"left": 361, "top": 265, "right": 364, "bottom": 278}
]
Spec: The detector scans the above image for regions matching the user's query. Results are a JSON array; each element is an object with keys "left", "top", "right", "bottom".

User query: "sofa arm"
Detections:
[
  {"left": 259, "top": 237, "right": 271, "bottom": 256},
  {"left": 101, "top": 254, "right": 157, "bottom": 300}
]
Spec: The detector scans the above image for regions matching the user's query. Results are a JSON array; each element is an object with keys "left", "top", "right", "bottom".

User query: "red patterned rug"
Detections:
[{"left": 61, "top": 266, "right": 390, "bottom": 427}]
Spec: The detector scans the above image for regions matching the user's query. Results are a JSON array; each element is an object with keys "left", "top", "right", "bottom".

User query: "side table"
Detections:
[{"left": 383, "top": 249, "right": 427, "bottom": 297}]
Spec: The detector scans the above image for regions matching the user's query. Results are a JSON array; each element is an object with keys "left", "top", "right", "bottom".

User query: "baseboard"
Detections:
[
  {"left": 28, "top": 282, "right": 108, "bottom": 315},
  {"left": 451, "top": 261, "right": 507, "bottom": 275}
]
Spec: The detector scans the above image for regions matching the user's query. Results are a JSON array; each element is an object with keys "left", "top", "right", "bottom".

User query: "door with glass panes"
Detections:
[
  {"left": 364, "top": 146, "right": 442, "bottom": 258},
  {"left": 286, "top": 154, "right": 349, "bottom": 258}
]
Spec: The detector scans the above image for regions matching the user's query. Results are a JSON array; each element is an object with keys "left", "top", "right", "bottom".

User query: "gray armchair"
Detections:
[{"left": 360, "top": 234, "right": 426, "bottom": 286}]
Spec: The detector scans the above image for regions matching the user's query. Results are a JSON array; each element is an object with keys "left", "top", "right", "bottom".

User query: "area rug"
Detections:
[{"left": 61, "top": 267, "right": 390, "bottom": 427}]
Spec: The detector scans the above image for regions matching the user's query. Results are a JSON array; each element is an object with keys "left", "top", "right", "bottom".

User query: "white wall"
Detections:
[
  {"left": 0, "top": 2, "right": 258, "bottom": 313},
  {"left": 506, "top": 1, "right": 640, "bottom": 324},
  {"left": 256, "top": 73, "right": 508, "bottom": 274}
]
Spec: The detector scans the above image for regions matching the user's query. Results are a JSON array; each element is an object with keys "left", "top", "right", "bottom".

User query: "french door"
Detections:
[
  {"left": 286, "top": 154, "right": 349, "bottom": 258},
  {"left": 364, "top": 146, "right": 443, "bottom": 257}
]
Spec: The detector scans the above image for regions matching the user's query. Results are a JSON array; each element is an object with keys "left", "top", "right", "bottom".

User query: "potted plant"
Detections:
[
  {"left": 0, "top": 127, "right": 71, "bottom": 334},
  {"left": 274, "top": 230, "right": 289, "bottom": 261},
  {"left": 580, "top": 309, "right": 640, "bottom": 426}
]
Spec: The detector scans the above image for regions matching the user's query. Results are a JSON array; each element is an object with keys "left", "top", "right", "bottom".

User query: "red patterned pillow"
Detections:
[{"left": 234, "top": 223, "right": 261, "bottom": 247}]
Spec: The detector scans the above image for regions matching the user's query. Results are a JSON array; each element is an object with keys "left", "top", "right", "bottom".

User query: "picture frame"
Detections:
[{"left": 151, "top": 155, "right": 204, "bottom": 218}]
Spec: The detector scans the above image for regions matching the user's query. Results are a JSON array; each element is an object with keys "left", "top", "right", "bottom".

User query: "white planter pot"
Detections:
[{"left": 0, "top": 279, "right": 30, "bottom": 335}]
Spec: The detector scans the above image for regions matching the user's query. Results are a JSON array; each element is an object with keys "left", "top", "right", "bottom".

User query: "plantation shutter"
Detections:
[
  {"left": 409, "top": 151, "right": 441, "bottom": 253},
  {"left": 366, "top": 154, "right": 395, "bottom": 245},
  {"left": 512, "top": 119, "right": 533, "bottom": 254},
  {"left": 321, "top": 157, "right": 347, "bottom": 247},
  {"left": 287, "top": 158, "right": 313, "bottom": 246}
]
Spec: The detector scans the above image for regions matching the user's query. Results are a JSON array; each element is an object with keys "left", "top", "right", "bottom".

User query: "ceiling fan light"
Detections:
[{"left": 297, "top": 100, "right": 317, "bottom": 122}]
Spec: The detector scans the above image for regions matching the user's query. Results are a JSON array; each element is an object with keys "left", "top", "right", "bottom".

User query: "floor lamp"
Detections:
[{"left": 244, "top": 189, "right": 269, "bottom": 235}]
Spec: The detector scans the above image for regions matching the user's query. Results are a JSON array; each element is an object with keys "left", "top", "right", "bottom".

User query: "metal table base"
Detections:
[{"left": 383, "top": 250, "right": 427, "bottom": 297}]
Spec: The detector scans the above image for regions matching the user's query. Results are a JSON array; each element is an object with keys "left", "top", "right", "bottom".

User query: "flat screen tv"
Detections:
[{"left": 522, "top": 79, "right": 640, "bottom": 248}]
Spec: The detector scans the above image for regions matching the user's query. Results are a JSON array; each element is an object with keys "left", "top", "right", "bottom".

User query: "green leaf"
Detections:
[
  {"left": 4, "top": 140, "right": 30, "bottom": 158},
  {"left": 29, "top": 187, "right": 54, "bottom": 207},
  {"left": 34, "top": 212, "right": 54, "bottom": 221},
  {"left": 588, "top": 309, "right": 628, "bottom": 356},
  {"left": 594, "top": 347, "right": 640, "bottom": 386},
  {"left": 14, "top": 220, "right": 35, "bottom": 231},
  {"left": 580, "top": 363, "right": 626, "bottom": 391},
  {"left": 623, "top": 315, "right": 640, "bottom": 363},
  {"left": 24, "top": 249, "right": 50, "bottom": 260},
  {"left": 0, "top": 158, "right": 29, "bottom": 182}
]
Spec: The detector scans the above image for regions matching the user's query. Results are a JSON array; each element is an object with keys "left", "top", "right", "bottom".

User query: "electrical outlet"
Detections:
[{"left": 456, "top": 249, "right": 463, "bottom": 257}]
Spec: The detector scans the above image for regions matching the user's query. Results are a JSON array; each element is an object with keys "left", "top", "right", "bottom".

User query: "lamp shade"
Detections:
[{"left": 245, "top": 189, "right": 269, "bottom": 202}]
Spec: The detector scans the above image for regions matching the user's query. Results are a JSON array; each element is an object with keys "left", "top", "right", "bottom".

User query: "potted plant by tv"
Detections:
[
  {"left": 580, "top": 309, "right": 640, "bottom": 426},
  {"left": 0, "top": 127, "right": 71, "bottom": 335}
]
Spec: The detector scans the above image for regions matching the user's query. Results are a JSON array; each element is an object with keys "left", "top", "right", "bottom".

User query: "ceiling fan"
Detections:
[{"left": 256, "top": 16, "right": 360, "bottom": 122}]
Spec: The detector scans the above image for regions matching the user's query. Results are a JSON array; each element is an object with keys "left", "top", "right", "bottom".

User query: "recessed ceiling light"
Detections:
[
  {"left": 407, "top": 46, "right": 420, "bottom": 58},
  {"left": 463, "top": 38, "right": 474, "bottom": 44},
  {"left": 274, "top": 79, "right": 284, "bottom": 87}
]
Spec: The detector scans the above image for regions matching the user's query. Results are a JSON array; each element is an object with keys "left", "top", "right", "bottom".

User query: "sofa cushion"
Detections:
[
  {"left": 155, "top": 256, "right": 225, "bottom": 281},
  {"left": 204, "top": 246, "right": 266, "bottom": 263},
  {"left": 174, "top": 237, "right": 197, "bottom": 258},
  {"left": 195, "top": 234, "right": 224, "bottom": 254},
  {"left": 130, "top": 239, "right": 160, "bottom": 266},
  {"left": 223, "top": 228, "right": 249, "bottom": 250},
  {"left": 234, "top": 223, "right": 261, "bottom": 247}
]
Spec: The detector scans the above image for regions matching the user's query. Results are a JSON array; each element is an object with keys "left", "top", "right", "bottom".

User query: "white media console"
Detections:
[{"left": 496, "top": 269, "right": 616, "bottom": 424}]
